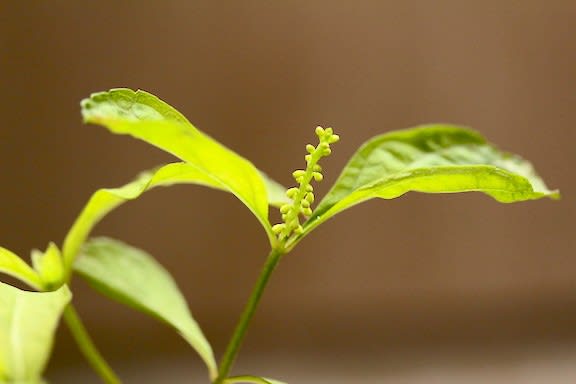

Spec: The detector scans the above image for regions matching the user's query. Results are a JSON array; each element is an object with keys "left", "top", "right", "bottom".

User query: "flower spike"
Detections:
[{"left": 273, "top": 126, "right": 339, "bottom": 242}]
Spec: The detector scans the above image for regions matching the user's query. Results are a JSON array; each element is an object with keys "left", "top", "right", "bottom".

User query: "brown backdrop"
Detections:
[{"left": 1, "top": 1, "right": 574, "bottom": 382}]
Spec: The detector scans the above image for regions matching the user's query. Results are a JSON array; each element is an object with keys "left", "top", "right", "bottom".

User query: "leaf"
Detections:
[
  {"left": 303, "top": 124, "right": 559, "bottom": 236},
  {"left": 225, "top": 375, "right": 287, "bottom": 384},
  {"left": 0, "top": 248, "right": 41, "bottom": 291},
  {"left": 81, "top": 88, "right": 281, "bottom": 243},
  {"left": 62, "top": 161, "right": 285, "bottom": 273},
  {"left": 31, "top": 243, "right": 64, "bottom": 290},
  {"left": 73, "top": 237, "right": 217, "bottom": 380},
  {"left": 0, "top": 282, "right": 71, "bottom": 382}
]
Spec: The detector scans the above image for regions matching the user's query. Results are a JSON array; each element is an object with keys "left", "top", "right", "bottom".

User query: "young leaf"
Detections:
[
  {"left": 31, "top": 243, "right": 65, "bottom": 291},
  {"left": 73, "top": 237, "right": 218, "bottom": 380},
  {"left": 81, "top": 89, "right": 280, "bottom": 242},
  {"left": 225, "top": 376, "right": 287, "bottom": 384},
  {"left": 303, "top": 125, "right": 558, "bottom": 235},
  {"left": 62, "top": 162, "right": 285, "bottom": 274},
  {"left": 0, "top": 282, "right": 71, "bottom": 382},
  {"left": 0, "top": 247, "right": 42, "bottom": 290}
]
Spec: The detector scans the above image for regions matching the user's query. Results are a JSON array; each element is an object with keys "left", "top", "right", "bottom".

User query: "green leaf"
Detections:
[
  {"left": 81, "top": 88, "right": 281, "bottom": 243},
  {"left": 225, "top": 375, "right": 287, "bottom": 384},
  {"left": 73, "top": 237, "right": 217, "bottom": 380},
  {"left": 0, "top": 248, "right": 41, "bottom": 291},
  {"left": 303, "top": 124, "right": 559, "bottom": 236},
  {"left": 31, "top": 243, "right": 64, "bottom": 291},
  {"left": 62, "top": 161, "right": 285, "bottom": 274},
  {"left": 0, "top": 282, "right": 71, "bottom": 382}
]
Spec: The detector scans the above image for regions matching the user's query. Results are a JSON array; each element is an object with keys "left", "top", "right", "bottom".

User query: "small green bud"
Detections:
[
  {"left": 302, "top": 207, "right": 313, "bottom": 216},
  {"left": 319, "top": 142, "right": 330, "bottom": 150},
  {"left": 286, "top": 187, "right": 299, "bottom": 198},
  {"left": 305, "top": 154, "right": 312, "bottom": 163},
  {"left": 324, "top": 127, "right": 333, "bottom": 135},
  {"left": 305, "top": 184, "right": 314, "bottom": 192},
  {"left": 294, "top": 225, "right": 304, "bottom": 235},
  {"left": 305, "top": 192, "right": 315, "bottom": 203},
  {"left": 292, "top": 170, "right": 305, "bottom": 178},
  {"left": 301, "top": 199, "right": 310, "bottom": 208},
  {"left": 306, "top": 144, "right": 315, "bottom": 154},
  {"left": 281, "top": 213, "right": 287, "bottom": 220},
  {"left": 313, "top": 164, "right": 322, "bottom": 172},
  {"left": 315, "top": 126, "right": 325, "bottom": 137},
  {"left": 323, "top": 147, "right": 332, "bottom": 156},
  {"left": 312, "top": 172, "right": 323, "bottom": 181},
  {"left": 272, "top": 224, "right": 285, "bottom": 234},
  {"left": 328, "top": 134, "right": 340, "bottom": 143},
  {"left": 280, "top": 204, "right": 291, "bottom": 214}
]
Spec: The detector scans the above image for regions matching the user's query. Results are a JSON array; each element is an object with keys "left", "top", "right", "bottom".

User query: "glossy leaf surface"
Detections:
[
  {"left": 62, "top": 162, "right": 285, "bottom": 272},
  {"left": 304, "top": 125, "right": 558, "bottom": 235},
  {"left": 0, "top": 248, "right": 41, "bottom": 290},
  {"left": 74, "top": 237, "right": 217, "bottom": 380},
  {"left": 81, "top": 89, "right": 282, "bottom": 243},
  {"left": 0, "top": 282, "right": 71, "bottom": 382}
]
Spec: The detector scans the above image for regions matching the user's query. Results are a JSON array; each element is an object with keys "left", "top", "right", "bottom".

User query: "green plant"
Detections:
[{"left": 0, "top": 89, "right": 559, "bottom": 384}]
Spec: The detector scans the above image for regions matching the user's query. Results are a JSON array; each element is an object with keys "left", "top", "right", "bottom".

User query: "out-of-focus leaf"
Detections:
[
  {"left": 74, "top": 237, "right": 217, "bottom": 380},
  {"left": 81, "top": 88, "right": 283, "bottom": 243},
  {"left": 31, "top": 243, "right": 64, "bottom": 290},
  {"left": 224, "top": 375, "right": 287, "bottom": 384},
  {"left": 0, "top": 282, "right": 71, "bottom": 382},
  {"left": 302, "top": 125, "right": 558, "bottom": 237},
  {"left": 0, "top": 248, "right": 41, "bottom": 291}
]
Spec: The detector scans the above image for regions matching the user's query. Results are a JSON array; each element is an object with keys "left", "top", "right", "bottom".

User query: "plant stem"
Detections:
[
  {"left": 214, "top": 248, "right": 285, "bottom": 384},
  {"left": 63, "top": 304, "right": 122, "bottom": 384}
]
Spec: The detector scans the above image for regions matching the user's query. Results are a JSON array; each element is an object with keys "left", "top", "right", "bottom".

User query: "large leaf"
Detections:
[
  {"left": 303, "top": 125, "right": 558, "bottom": 236},
  {"left": 81, "top": 89, "right": 282, "bottom": 243},
  {"left": 0, "top": 247, "right": 41, "bottom": 290},
  {"left": 225, "top": 376, "right": 287, "bottom": 384},
  {"left": 0, "top": 282, "right": 71, "bottom": 382},
  {"left": 62, "top": 162, "right": 286, "bottom": 273},
  {"left": 74, "top": 237, "right": 217, "bottom": 380}
]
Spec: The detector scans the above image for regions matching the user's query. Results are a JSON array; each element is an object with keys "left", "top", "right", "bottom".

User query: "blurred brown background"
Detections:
[{"left": 1, "top": 1, "right": 574, "bottom": 383}]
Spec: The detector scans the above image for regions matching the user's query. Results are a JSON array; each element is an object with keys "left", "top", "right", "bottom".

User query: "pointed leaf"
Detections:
[
  {"left": 0, "top": 248, "right": 41, "bottom": 290},
  {"left": 225, "top": 375, "right": 287, "bottom": 384},
  {"left": 81, "top": 89, "right": 279, "bottom": 242},
  {"left": 304, "top": 125, "right": 558, "bottom": 235},
  {"left": 0, "top": 282, "right": 71, "bottom": 382},
  {"left": 62, "top": 162, "right": 285, "bottom": 273},
  {"left": 74, "top": 237, "right": 217, "bottom": 380},
  {"left": 31, "top": 243, "right": 65, "bottom": 290}
]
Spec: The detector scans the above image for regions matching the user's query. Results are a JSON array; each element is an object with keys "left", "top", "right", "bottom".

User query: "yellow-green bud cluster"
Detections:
[{"left": 272, "top": 126, "right": 339, "bottom": 242}]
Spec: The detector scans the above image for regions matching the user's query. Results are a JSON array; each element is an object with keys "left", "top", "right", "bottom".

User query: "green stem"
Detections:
[
  {"left": 63, "top": 304, "right": 122, "bottom": 384},
  {"left": 214, "top": 248, "right": 285, "bottom": 384}
]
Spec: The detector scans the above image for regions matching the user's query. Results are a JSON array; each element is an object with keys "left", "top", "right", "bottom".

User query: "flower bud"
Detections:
[
  {"left": 306, "top": 144, "right": 315, "bottom": 154},
  {"left": 272, "top": 223, "right": 285, "bottom": 234},
  {"left": 305, "top": 192, "right": 315, "bottom": 203},
  {"left": 286, "top": 187, "right": 299, "bottom": 198},
  {"left": 312, "top": 172, "right": 323, "bottom": 181}
]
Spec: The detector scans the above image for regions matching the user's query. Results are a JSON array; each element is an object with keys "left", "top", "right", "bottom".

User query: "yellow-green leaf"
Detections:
[
  {"left": 81, "top": 89, "right": 282, "bottom": 244},
  {"left": 74, "top": 237, "right": 217, "bottom": 380},
  {"left": 0, "top": 248, "right": 41, "bottom": 291},
  {"left": 62, "top": 162, "right": 286, "bottom": 274},
  {"left": 303, "top": 124, "right": 558, "bottom": 236},
  {"left": 0, "top": 283, "right": 71, "bottom": 382}
]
